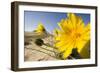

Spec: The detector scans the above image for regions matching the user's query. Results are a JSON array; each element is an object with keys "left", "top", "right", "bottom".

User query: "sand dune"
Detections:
[{"left": 24, "top": 32, "right": 58, "bottom": 61}]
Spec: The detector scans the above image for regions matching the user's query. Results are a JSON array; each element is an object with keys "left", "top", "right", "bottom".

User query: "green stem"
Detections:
[
  {"left": 40, "top": 46, "right": 57, "bottom": 54},
  {"left": 43, "top": 43, "right": 60, "bottom": 58}
]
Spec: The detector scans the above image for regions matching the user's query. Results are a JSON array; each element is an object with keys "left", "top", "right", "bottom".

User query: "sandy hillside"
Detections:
[{"left": 24, "top": 32, "right": 58, "bottom": 61}]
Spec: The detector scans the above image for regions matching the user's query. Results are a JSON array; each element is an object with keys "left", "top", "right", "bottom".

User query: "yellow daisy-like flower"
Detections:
[
  {"left": 34, "top": 23, "right": 45, "bottom": 34},
  {"left": 55, "top": 13, "right": 90, "bottom": 59}
]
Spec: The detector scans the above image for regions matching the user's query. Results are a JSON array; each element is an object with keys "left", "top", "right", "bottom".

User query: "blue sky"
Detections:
[{"left": 24, "top": 11, "right": 90, "bottom": 33}]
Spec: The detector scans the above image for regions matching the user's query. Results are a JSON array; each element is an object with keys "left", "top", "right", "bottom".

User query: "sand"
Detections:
[{"left": 24, "top": 32, "right": 58, "bottom": 61}]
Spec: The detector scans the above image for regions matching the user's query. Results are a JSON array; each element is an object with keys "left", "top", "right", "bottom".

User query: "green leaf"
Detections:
[{"left": 80, "top": 40, "right": 90, "bottom": 59}]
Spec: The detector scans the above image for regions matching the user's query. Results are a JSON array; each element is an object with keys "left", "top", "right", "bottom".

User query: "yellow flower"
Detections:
[
  {"left": 55, "top": 13, "right": 90, "bottom": 59},
  {"left": 34, "top": 23, "right": 45, "bottom": 34}
]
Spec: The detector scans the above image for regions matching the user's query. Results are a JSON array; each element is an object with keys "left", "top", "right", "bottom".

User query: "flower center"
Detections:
[
  {"left": 71, "top": 29, "right": 81, "bottom": 39},
  {"left": 76, "top": 33, "right": 81, "bottom": 38}
]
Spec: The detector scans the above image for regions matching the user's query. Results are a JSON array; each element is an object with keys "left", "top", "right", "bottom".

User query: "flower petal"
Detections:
[
  {"left": 62, "top": 44, "right": 74, "bottom": 59},
  {"left": 68, "top": 13, "right": 78, "bottom": 28}
]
